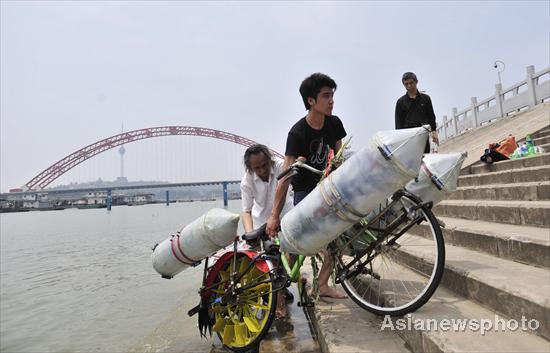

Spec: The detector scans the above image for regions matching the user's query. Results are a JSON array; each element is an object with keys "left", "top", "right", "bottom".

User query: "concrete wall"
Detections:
[
  {"left": 437, "top": 65, "right": 550, "bottom": 143},
  {"left": 438, "top": 103, "right": 549, "bottom": 168}
]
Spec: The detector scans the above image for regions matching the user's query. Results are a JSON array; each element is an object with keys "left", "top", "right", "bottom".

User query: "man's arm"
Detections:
[
  {"left": 266, "top": 155, "right": 296, "bottom": 237},
  {"left": 426, "top": 95, "right": 439, "bottom": 144},
  {"left": 395, "top": 98, "right": 404, "bottom": 129},
  {"left": 335, "top": 139, "right": 342, "bottom": 153},
  {"left": 240, "top": 177, "right": 255, "bottom": 232},
  {"left": 241, "top": 211, "right": 254, "bottom": 233}
]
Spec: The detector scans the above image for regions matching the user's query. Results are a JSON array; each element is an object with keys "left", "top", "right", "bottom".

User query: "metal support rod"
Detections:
[
  {"left": 222, "top": 181, "right": 228, "bottom": 207},
  {"left": 106, "top": 189, "right": 112, "bottom": 211}
]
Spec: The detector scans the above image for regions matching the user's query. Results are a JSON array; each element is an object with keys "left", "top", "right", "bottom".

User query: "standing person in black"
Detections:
[
  {"left": 395, "top": 72, "right": 439, "bottom": 153},
  {"left": 266, "top": 73, "right": 348, "bottom": 306}
]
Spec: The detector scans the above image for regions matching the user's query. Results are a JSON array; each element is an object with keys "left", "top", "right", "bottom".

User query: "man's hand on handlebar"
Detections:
[
  {"left": 276, "top": 156, "right": 322, "bottom": 181},
  {"left": 266, "top": 214, "right": 280, "bottom": 238}
]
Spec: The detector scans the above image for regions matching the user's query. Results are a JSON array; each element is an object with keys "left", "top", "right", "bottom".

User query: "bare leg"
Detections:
[{"left": 318, "top": 251, "right": 347, "bottom": 299}]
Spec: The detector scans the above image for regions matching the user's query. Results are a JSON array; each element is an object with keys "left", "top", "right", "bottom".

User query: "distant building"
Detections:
[
  {"left": 84, "top": 191, "right": 107, "bottom": 205},
  {"left": 115, "top": 176, "right": 128, "bottom": 184},
  {"left": 125, "top": 193, "right": 154, "bottom": 205},
  {"left": 21, "top": 200, "right": 46, "bottom": 209},
  {"left": 11, "top": 192, "right": 50, "bottom": 209}
]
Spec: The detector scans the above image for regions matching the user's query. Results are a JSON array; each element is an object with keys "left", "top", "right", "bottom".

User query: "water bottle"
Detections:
[
  {"left": 519, "top": 143, "right": 529, "bottom": 157},
  {"left": 526, "top": 134, "right": 535, "bottom": 155}
]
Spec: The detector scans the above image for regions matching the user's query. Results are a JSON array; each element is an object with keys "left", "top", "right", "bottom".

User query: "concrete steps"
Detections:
[
  {"left": 458, "top": 165, "right": 550, "bottom": 187},
  {"left": 308, "top": 121, "right": 550, "bottom": 353},
  {"left": 533, "top": 128, "right": 550, "bottom": 139},
  {"left": 304, "top": 256, "right": 550, "bottom": 353},
  {"left": 395, "top": 123, "right": 550, "bottom": 351},
  {"left": 449, "top": 181, "right": 550, "bottom": 201},
  {"left": 434, "top": 199, "right": 550, "bottom": 227},
  {"left": 533, "top": 134, "right": 550, "bottom": 146},
  {"left": 315, "top": 258, "right": 550, "bottom": 353},
  {"left": 409, "top": 216, "right": 550, "bottom": 268},
  {"left": 398, "top": 282, "right": 550, "bottom": 353},
  {"left": 464, "top": 153, "right": 550, "bottom": 175},
  {"left": 397, "top": 234, "right": 550, "bottom": 340}
]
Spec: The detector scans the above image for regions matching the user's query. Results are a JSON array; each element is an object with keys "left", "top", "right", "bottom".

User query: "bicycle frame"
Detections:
[{"left": 330, "top": 189, "right": 432, "bottom": 283}]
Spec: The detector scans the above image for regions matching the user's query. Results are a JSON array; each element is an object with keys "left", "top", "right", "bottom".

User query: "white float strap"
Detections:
[
  {"left": 170, "top": 234, "right": 197, "bottom": 265},
  {"left": 373, "top": 132, "right": 424, "bottom": 179},
  {"left": 319, "top": 174, "right": 366, "bottom": 223}
]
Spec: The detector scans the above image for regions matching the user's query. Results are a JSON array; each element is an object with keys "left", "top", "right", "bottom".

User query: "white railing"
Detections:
[{"left": 437, "top": 65, "right": 550, "bottom": 143}]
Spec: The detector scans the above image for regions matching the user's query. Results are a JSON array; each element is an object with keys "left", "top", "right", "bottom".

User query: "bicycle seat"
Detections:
[{"left": 242, "top": 223, "right": 268, "bottom": 242}]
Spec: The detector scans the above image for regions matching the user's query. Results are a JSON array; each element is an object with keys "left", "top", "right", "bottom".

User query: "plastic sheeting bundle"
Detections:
[
  {"left": 152, "top": 208, "right": 240, "bottom": 278},
  {"left": 406, "top": 152, "right": 467, "bottom": 206},
  {"left": 279, "top": 126, "right": 430, "bottom": 255}
]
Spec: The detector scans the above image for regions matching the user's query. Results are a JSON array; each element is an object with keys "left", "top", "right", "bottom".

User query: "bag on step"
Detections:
[{"left": 480, "top": 135, "right": 516, "bottom": 164}]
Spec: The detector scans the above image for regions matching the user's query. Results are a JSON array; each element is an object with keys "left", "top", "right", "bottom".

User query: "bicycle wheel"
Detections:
[
  {"left": 334, "top": 195, "right": 445, "bottom": 316},
  {"left": 209, "top": 253, "right": 277, "bottom": 352}
]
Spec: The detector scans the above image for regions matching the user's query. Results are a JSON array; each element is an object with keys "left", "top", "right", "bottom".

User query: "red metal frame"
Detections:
[{"left": 25, "top": 126, "right": 283, "bottom": 190}]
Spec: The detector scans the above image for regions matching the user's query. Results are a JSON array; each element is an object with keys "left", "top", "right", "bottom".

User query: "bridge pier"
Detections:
[
  {"left": 106, "top": 189, "right": 112, "bottom": 211},
  {"left": 166, "top": 190, "right": 170, "bottom": 206},
  {"left": 222, "top": 182, "right": 228, "bottom": 207}
]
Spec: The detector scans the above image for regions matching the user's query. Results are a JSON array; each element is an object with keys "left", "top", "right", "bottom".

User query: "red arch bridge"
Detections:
[{"left": 12, "top": 126, "right": 284, "bottom": 207}]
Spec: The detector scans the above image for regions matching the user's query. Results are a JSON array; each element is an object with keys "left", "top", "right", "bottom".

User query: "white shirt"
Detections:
[{"left": 240, "top": 159, "right": 294, "bottom": 229}]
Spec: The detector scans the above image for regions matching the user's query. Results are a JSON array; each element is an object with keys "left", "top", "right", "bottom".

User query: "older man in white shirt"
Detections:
[
  {"left": 240, "top": 144, "right": 294, "bottom": 320},
  {"left": 240, "top": 144, "right": 293, "bottom": 232}
]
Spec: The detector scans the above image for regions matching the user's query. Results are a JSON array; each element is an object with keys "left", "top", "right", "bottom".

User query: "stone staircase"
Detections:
[
  {"left": 400, "top": 125, "right": 550, "bottom": 352},
  {"left": 305, "top": 118, "right": 550, "bottom": 353}
]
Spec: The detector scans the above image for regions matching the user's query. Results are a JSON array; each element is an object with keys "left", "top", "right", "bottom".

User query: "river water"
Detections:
[{"left": 1, "top": 201, "right": 242, "bottom": 353}]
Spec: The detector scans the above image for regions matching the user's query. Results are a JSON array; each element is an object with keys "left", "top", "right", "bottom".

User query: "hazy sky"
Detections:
[{"left": 1, "top": 1, "right": 549, "bottom": 192}]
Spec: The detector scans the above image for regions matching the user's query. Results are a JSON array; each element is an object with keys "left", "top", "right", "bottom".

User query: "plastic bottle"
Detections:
[
  {"left": 519, "top": 143, "right": 529, "bottom": 157},
  {"left": 526, "top": 134, "right": 536, "bottom": 155}
]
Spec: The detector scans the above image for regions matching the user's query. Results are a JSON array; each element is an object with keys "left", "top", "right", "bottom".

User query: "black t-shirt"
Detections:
[
  {"left": 394, "top": 92, "right": 437, "bottom": 131},
  {"left": 285, "top": 115, "right": 346, "bottom": 193}
]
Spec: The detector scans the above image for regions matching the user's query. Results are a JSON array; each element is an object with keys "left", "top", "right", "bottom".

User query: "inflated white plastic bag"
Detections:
[
  {"left": 406, "top": 152, "right": 467, "bottom": 206},
  {"left": 279, "top": 126, "right": 430, "bottom": 255},
  {"left": 152, "top": 208, "right": 239, "bottom": 278}
]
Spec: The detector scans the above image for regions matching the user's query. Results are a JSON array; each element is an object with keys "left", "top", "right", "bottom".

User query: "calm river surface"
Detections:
[{"left": 1, "top": 201, "right": 242, "bottom": 353}]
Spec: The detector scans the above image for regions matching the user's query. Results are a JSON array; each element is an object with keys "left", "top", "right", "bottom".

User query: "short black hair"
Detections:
[
  {"left": 243, "top": 144, "right": 273, "bottom": 173},
  {"left": 299, "top": 73, "right": 337, "bottom": 110},
  {"left": 402, "top": 72, "right": 418, "bottom": 83}
]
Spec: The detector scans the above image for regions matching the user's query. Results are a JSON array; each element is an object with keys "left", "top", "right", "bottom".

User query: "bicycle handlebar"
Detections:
[
  {"left": 241, "top": 223, "right": 268, "bottom": 242},
  {"left": 276, "top": 158, "right": 323, "bottom": 181}
]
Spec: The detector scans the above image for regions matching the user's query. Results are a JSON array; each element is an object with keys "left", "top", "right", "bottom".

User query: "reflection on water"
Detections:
[{"left": 0, "top": 201, "right": 240, "bottom": 353}]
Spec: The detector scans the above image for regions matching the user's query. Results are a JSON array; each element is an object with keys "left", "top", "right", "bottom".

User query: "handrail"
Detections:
[{"left": 438, "top": 65, "right": 550, "bottom": 143}]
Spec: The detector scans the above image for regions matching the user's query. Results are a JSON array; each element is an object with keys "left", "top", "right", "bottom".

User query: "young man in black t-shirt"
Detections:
[{"left": 267, "top": 73, "right": 347, "bottom": 303}]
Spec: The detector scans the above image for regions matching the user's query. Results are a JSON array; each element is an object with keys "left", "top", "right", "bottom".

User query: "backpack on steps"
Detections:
[{"left": 480, "top": 135, "right": 516, "bottom": 164}]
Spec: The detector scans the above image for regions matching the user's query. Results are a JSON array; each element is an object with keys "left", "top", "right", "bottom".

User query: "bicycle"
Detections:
[{"left": 188, "top": 157, "right": 445, "bottom": 352}]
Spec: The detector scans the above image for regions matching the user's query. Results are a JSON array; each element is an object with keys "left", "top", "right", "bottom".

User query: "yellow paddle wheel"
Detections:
[{"left": 209, "top": 253, "right": 277, "bottom": 352}]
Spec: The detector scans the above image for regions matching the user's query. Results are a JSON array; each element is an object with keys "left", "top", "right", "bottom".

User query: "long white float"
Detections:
[
  {"left": 279, "top": 126, "right": 430, "bottom": 255},
  {"left": 406, "top": 152, "right": 467, "bottom": 206},
  {"left": 151, "top": 208, "right": 239, "bottom": 278}
]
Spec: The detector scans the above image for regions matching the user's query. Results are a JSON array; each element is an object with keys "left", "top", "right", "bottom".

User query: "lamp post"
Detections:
[{"left": 493, "top": 60, "right": 505, "bottom": 86}]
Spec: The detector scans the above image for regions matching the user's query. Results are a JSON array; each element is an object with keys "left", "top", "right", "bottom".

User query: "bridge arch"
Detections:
[{"left": 25, "top": 126, "right": 283, "bottom": 190}]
